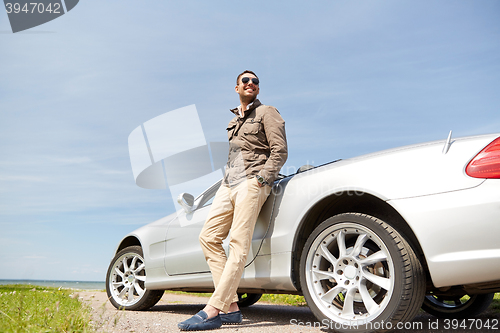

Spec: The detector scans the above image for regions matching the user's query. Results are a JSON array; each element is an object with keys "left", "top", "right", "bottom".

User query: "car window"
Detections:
[{"left": 201, "top": 195, "right": 215, "bottom": 208}]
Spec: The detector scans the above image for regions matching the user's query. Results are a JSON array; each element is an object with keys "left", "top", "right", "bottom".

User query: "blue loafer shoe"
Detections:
[
  {"left": 220, "top": 310, "right": 242, "bottom": 325},
  {"left": 178, "top": 310, "right": 222, "bottom": 331}
]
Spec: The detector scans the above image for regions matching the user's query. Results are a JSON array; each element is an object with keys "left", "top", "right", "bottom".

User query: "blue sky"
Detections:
[{"left": 1, "top": 1, "right": 499, "bottom": 282}]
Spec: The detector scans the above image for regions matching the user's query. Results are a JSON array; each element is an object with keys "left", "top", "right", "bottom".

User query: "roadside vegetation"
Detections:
[
  {"left": 260, "top": 294, "right": 307, "bottom": 306},
  {"left": 0, "top": 284, "right": 94, "bottom": 333},
  {"left": 492, "top": 293, "right": 500, "bottom": 311}
]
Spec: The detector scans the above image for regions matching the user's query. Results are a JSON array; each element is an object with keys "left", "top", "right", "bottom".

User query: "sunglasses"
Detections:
[{"left": 241, "top": 77, "right": 259, "bottom": 85}]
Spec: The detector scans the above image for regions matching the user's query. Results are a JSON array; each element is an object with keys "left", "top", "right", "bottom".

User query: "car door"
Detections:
[{"left": 164, "top": 179, "right": 280, "bottom": 275}]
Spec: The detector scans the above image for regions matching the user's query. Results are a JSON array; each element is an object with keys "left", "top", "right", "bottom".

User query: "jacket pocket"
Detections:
[{"left": 243, "top": 119, "right": 262, "bottom": 135}]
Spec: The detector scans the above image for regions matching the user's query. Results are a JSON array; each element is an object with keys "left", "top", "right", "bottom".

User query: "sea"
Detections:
[{"left": 0, "top": 279, "right": 105, "bottom": 290}]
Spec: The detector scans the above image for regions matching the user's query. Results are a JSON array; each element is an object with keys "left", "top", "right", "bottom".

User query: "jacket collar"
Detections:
[{"left": 230, "top": 99, "right": 261, "bottom": 116}]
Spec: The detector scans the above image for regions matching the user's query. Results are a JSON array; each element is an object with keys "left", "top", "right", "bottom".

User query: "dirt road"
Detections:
[{"left": 80, "top": 291, "right": 499, "bottom": 332}]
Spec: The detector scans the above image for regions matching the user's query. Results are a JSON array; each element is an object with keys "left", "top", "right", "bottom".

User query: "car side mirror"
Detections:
[{"left": 177, "top": 193, "right": 196, "bottom": 213}]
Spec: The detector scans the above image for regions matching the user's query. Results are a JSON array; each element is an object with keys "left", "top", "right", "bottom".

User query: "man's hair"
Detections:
[{"left": 236, "top": 70, "right": 259, "bottom": 84}]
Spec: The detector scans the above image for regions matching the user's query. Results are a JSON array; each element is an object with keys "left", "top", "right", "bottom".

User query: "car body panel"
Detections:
[
  {"left": 390, "top": 179, "right": 500, "bottom": 287},
  {"left": 163, "top": 185, "right": 280, "bottom": 276},
  {"left": 164, "top": 206, "right": 212, "bottom": 275}
]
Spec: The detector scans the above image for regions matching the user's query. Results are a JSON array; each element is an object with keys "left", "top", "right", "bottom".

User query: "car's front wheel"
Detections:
[
  {"left": 106, "top": 245, "right": 164, "bottom": 310},
  {"left": 300, "top": 213, "right": 426, "bottom": 332},
  {"left": 422, "top": 292, "right": 495, "bottom": 318}
]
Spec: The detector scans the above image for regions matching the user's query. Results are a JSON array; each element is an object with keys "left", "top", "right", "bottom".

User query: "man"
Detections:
[{"left": 178, "top": 70, "right": 288, "bottom": 331}]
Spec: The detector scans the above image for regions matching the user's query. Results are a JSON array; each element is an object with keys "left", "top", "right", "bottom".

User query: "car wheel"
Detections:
[
  {"left": 106, "top": 245, "right": 164, "bottom": 310},
  {"left": 237, "top": 293, "right": 262, "bottom": 307},
  {"left": 422, "top": 293, "right": 494, "bottom": 318},
  {"left": 300, "top": 213, "right": 425, "bottom": 332}
]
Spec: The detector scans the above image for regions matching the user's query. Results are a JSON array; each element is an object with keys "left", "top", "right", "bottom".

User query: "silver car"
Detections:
[{"left": 106, "top": 132, "right": 500, "bottom": 331}]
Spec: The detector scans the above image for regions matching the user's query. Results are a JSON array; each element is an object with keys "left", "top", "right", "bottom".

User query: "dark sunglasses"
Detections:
[{"left": 241, "top": 77, "right": 259, "bottom": 85}]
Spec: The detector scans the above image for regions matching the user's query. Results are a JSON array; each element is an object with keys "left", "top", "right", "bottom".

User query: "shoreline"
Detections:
[{"left": 0, "top": 279, "right": 105, "bottom": 290}]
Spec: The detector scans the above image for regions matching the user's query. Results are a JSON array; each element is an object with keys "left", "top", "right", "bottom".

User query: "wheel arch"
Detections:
[
  {"left": 290, "top": 191, "right": 428, "bottom": 291},
  {"left": 115, "top": 236, "right": 142, "bottom": 255}
]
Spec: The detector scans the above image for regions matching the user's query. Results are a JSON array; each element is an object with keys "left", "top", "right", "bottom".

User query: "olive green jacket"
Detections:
[{"left": 223, "top": 99, "right": 288, "bottom": 186}]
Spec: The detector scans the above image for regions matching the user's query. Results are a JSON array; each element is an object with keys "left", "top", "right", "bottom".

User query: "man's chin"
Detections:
[{"left": 241, "top": 95, "right": 257, "bottom": 104}]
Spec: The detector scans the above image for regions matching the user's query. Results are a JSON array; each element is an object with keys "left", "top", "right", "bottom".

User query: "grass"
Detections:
[
  {"left": 260, "top": 294, "right": 307, "bottom": 306},
  {"left": 492, "top": 293, "right": 500, "bottom": 311},
  {"left": 0, "top": 284, "right": 94, "bottom": 333}
]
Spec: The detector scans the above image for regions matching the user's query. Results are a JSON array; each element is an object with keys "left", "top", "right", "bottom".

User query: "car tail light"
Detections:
[{"left": 466, "top": 137, "right": 500, "bottom": 179}]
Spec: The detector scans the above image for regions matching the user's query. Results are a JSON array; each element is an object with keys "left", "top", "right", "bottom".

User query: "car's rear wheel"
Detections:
[
  {"left": 300, "top": 213, "right": 425, "bottom": 332},
  {"left": 106, "top": 245, "right": 164, "bottom": 310},
  {"left": 422, "top": 292, "right": 494, "bottom": 318},
  {"left": 237, "top": 293, "right": 262, "bottom": 307}
]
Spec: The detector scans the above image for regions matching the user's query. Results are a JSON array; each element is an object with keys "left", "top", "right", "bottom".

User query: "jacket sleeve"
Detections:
[{"left": 260, "top": 107, "right": 288, "bottom": 184}]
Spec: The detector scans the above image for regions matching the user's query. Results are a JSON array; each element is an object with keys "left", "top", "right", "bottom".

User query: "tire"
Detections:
[
  {"left": 106, "top": 245, "right": 164, "bottom": 310},
  {"left": 422, "top": 292, "right": 494, "bottom": 318},
  {"left": 237, "top": 293, "right": 262, "bottom": 307},
  {"left": 299, "top": 213, "right": 426, "bottom": 332}
]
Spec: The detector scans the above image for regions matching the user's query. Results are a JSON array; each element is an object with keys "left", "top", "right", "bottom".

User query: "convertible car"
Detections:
[{"left": 106, "top": 132, "right": 500, "bottom": 332}]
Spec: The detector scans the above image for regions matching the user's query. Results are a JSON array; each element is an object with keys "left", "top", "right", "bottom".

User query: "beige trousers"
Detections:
[{"left": 199, "top": 177, "right": 271, "bottom": 313}]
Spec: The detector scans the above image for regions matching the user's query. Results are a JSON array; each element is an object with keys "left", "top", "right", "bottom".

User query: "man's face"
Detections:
[{"left": 235, "top": 73, "right": 260, "bottom": 102}]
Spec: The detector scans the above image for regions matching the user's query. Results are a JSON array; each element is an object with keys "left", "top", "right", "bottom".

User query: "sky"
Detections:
[{"left": 1, "top": 1, "right": 499, "bottom": 282}]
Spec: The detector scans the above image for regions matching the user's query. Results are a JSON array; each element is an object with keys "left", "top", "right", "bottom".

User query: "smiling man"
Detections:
[{"left": 178, "top": 70, "right": 288, "bottom": 331}]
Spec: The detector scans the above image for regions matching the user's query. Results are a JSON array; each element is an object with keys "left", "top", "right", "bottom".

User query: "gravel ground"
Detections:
[{"left": 79, "top": 291, "right": 500, "bottom": 333}]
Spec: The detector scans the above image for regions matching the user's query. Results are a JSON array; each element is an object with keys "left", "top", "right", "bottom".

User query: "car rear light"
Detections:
[{"left": 466, "top": 137, "right": 500, "bottom": 179}]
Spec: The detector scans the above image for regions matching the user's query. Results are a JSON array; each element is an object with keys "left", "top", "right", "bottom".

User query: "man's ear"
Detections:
[{"left": 235, "top": 85, "right": 239, "bottom": 93}]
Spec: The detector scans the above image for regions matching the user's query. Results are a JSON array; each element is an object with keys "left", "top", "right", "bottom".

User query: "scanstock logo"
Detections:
[
  {"left": 4, "top": 0, "right": 79, "bottom": 33},
  {"left": 128, "top": 105, "right": 229, "bottom": 216}
]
